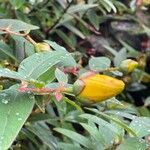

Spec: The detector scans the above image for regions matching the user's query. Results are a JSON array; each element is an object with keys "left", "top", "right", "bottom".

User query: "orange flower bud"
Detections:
[{"left": 73, "top": 74, "right": 125, "bottom": 104}]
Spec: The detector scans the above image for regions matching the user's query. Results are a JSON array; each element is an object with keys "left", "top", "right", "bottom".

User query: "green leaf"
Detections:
[
  {"left": 54, "top": 30, "right": 75, "bottom": 50},
  {"left": 18, "top": 50, "right": 75, "bottom": 80},
  {"left": 37, "top": 67, "right": 56, "bottom": 83},
  {"left": 58, "top": 143, "right": 84, "bottom": 150},
  {"left": 80, "top": 123, "right": 105, "bottom": 144},
  {"left": 89, "top": 56, "right": 111, "bottom": 71},
  {"left": 119, "top": 40, "right": 139, "bottom": 57},
  {"left": 9, "top": 0, "right": 25, "bottom": 9},
  {"left": 114, "top": 48, "right": 127, "bottom": 67},
  {"left": 55, "top": 68, "right": 68, "bottom": 84},
  {"left": 67, "top": 4, "right": 98, "bottom": 14},
  {"left": 80, "top": 114, "right": 119, "bottom": 134},
  {"left": 0, "top": 19, "right": 39, "bottom": 33},
  {"left": 11, "top": 35, "right": 35, "bottom": 61},
  {"left": 87, "top": 10, "right": 100, "bottom": 30},
  {"left": 0, "top": 68, "right": 25, "bottom": 81},
  {"left": 106, "top": 110, "right": 137, "bottom": 120},
  {"left": 0, "top": 89, "right": 35, "bottom": 150},
  {"left": 0, "top": 41, "right": 18, "bottom": 62},
  {"left": 63, "top": 97, "right": 82, "bottom": 112},
  {"left": 103, "top": 45, "right": 118, "bottom": 56},
  {"left": 86, "top": 108, "right": 137, "bottom": 137},
  {"left": 63, "top": 23, "right": 85, "bottom": 39},
  {"left": 54, "top": 128, "right": 93, "bottom": 149},
  {"left": 144, "top": 96, "right": 150, "bottom": 107},
  {"left": 101, "top": 0, "right": 117, "bottom": 13},
  {"left": 137, "top": 107, "right": 150, "bottom": 117},
  {"left": 129, "top": 117, "right": 150, "bottom": 137},
  {"left": 52, "top": 96, "right": 67, "bottom": 118},
  {"left": 117, "top": 137, "right": 149, "bottom": 150},
  {"left": 45, "top": 41, "right": 77, "bottom": 67},
  {"left": 27, "top": 123, "right": 57, "bottom": 150}
]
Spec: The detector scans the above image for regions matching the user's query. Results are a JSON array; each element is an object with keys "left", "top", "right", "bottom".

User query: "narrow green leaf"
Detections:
[
  {"left": 102, "top": 0, "right": 117, "bottom": 13},
  {"left": 119, "top": 40, "right": 139, "bottom": 57},
  {"left": 80, "top": 123, "right": 105, "bottom": 144},
  {"left": 63, "top": 97, "right": 82, "bottom": 112},
  {"left": 27, "top": 123, "right": 57, "bottom": 150},
  {"left": 129, "top": 117, "right": 150, "bottom": 137},
  {"left": 117, "top": 137, "right": 149, "bottom": 150},
  {"left": 63, "top": 23, "right": 85, "bottom": 39},
  {"left": 103, "top": 45, "right": 118, "bottom": 56},
  {"left": 58, "top": 143, "right": 84, "bottom": 150},
  {"left": 9, "top": 0, "right": 25, "bottom": 9},
  {"left": 0, "top": 68, "right": 25, "bottom": 81},
  {"left": 80, "top": 114, "right": 120, "bottom": 134},
  {"left": 54, "top": 128, "right": 93, "bottom": 149},
  {"left": 86, "top": 108, "right": 137, "bottom": 137},
  {"left": 55, "top": 68, "right": 68, "bottom": 84},
  {"left": 11, "top": 35, "right": 35, "bottom": 61},
  {"left": 54, "top": 30, "right": 75, "bottom": 50},
  {"left": 0, "top": 41, "right": 18, "bottom": 62},
  {"left": 67, "top": 4, "right": 98, "bottom": 14}
]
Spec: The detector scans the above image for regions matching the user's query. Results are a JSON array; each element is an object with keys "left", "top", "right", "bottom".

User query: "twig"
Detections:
[
  {"left": 46, "top": 0, "right": 73, "bottom": 37},
  {"left": 0, "top": 27, "right": 27, "bottom": 36},
  {"left": 72, "top": 14, "right": 101, "bottom": 35},
  {"left": 0, "top": 27, "right": 36, "bottom": 45},
  {"left": 25, "top": 35, "right": 36, "bottom": 45}
]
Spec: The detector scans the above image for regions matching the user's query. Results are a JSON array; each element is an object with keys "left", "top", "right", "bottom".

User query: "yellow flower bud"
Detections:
[
  {"left": 119, "top": 59, "right": 138, "bottom": 73},
  {"left": 142, "top": 0, "right": 150, "bottom": 6},
  {"left": 73, "top": 74, "right": 125, "bottom": 104},
  {"left": 34, "top": 42, "right": 51, "bottom": 52}
]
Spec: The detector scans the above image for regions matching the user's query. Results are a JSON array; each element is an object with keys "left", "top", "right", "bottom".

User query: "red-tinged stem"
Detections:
[
  {"left": 18, "top": 84, "right": 74, "bottom": 95},
  {"left": 136, "top": 0, "right": 142, "bottom": 6}
]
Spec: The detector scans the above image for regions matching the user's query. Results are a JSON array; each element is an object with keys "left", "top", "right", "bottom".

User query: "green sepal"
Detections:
[
  {"left": 73, "top": 79, "right": 85, "bottom": 95},
  {"left": 76, "top": 96, "right": 95, "bottom": 105}
]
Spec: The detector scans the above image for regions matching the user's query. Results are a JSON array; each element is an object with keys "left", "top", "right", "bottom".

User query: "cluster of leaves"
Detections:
[{"left": 0, "top": 0, "right": 150, "bottom": 150}]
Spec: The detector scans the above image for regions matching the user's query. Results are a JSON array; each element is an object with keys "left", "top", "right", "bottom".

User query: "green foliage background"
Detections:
[{"left": 0, "top": 0, "right": 150, "bottom": 150}]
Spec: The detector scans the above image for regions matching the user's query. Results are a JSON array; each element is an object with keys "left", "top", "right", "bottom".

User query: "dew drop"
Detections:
[
  {"left": 20, "top": 66, "right": 25, "bottom": 70},
  {"left": 65, "top": 54, "right": 70, "bottom": 56},
  {"left": 60, "top": 56, "right": 65, "bottom": 59},
  {"left": 35, "top": 53, "right": 40, "bottom": 56},
  {"left": 1, "top": 99, "right": 8, "bottom": 104},
  {"left": 16, "top": 113, "right": 19, "bottom": 116},
  {"left": 29, "top": 95, "right": 34, "bottom": 100},
  {"left": 1, "top": 93, "right": 6, "bottom": 97},
  {"left": 18, "top": 118, "right": 22, "bottom": 121},
  {"left": 116, "top": 112, "right": 120, "bottom": 115},
  {"left": 5, "top": 68, "right": 9, "bottom": 71},
  {"left": 139, "top": 139, "right": 144, "bottom": 143},
  {"left": 24, "top": 75, "right": 27, "bottom": 78},
  {"left": 134, "top": 120, "right": 138, "bottom": 123}
]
